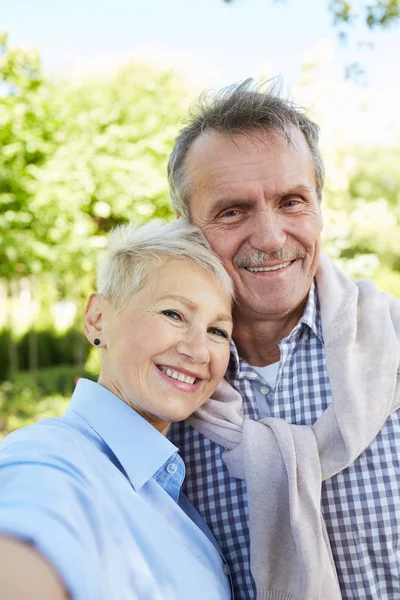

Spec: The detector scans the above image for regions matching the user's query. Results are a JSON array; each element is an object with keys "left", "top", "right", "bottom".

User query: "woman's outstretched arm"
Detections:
[{"left": 0, "top": 536, "right": 68, "bottom": 600}]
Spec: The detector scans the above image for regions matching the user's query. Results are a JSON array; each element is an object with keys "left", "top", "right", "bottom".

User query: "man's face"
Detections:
[{"left": 185, "top": 128, "right": 323, "bottom": 326}]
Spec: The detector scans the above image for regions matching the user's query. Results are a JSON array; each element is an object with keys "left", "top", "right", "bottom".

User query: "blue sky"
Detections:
[
  {"left": 3, "top": 0, "right": 335, "bottom": 83},
  {"left": 3, "top": 0, "right": 400, "bottom": 143}
]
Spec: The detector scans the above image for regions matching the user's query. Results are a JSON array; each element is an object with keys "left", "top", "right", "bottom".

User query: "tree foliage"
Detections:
[
  {"left": 330, "top": 0, "right": 400, "bottom": 29},
  {"left": 32, "top": 64, "right": 189, "bottom": 299},
  {"left": 0, "top": 34, "right": 399, "bottom": 323},
  {"left": 0, "top": 33, "right": 189, "bottom": 298},
  {"left": 323, "top": 146, "right": 400, "bottom": 296},
  {"left": 222, "top": 0, "right": 400, "bottom": 33},
  {"left": 0, "top": 32, "right": 61, "bottom": 280}
]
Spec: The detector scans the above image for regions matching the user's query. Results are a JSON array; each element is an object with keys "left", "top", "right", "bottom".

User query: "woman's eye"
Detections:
[
  {"left": 208, "top": 327, "right": 229, "bottom": 340},
  {"left": 162, "top": 310, "right": 182, "bottom": 321}
]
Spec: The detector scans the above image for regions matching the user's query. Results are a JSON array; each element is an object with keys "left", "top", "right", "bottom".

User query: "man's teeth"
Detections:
[
  {"left": 246, "top": 261, "right": 292, "bottom": 273},
  {"left": 159, "top": 366, "right": 196, "bottom": 385}
]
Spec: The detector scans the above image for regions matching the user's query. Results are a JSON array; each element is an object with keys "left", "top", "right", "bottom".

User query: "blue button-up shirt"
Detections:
[{"left": 0, "top": 379, "right": 231, "bottom": 600}]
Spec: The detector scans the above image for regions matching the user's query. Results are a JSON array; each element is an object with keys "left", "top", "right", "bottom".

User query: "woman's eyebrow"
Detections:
[
  {"left": 158, "top": 294, "right": 232, "bottom": 323},
  {"left": 215, "top": 315, "right": 233, "bottom": 324},
  {"left": 158, "top": 294, "right": 196, "bottom": 311}
]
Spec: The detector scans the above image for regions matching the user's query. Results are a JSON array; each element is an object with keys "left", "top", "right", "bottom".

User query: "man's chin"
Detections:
[{"left": 235, "top": 285, "right": 309, "bottom": 321}]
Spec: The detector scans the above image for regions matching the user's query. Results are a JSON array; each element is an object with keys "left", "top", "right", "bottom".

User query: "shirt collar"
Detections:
[
  {"left": 297, "top": 280, "right": 323, "bottom": 342},
  {"left": 228, "top": 280, "right": 323, "bottom": 378},
  {"left": 66, "top": 379, "right": 178, "bottom": 491}
]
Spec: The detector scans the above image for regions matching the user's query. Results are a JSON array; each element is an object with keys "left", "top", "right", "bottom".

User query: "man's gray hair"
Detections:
[
  {"left": 168, "top": 78, "right": 325, "bottom": 218},
  {"left": 97, "top": 218, "right": 234, "bottom": 309}
]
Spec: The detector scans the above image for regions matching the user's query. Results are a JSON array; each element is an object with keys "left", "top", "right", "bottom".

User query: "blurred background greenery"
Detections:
[
  {"left": 0, "top": 31, "right": 191, "bottom": 436},
  {"left": 1, "top": 0, "right": 400, "bottom": 437}
]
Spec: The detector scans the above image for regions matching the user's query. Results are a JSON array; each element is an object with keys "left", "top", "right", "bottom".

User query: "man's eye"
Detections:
[
  {"left": 208, "top": 327, "right": 229, "bottom": 340},
  {"left": 283, "top": 199, "right": 300, "bottom": 208},
  {"left": 162, "top": 310, "right": 182, "bottom": 321},
  {"left": 221, "top": 209, "right": 240, "bottom": 218}
]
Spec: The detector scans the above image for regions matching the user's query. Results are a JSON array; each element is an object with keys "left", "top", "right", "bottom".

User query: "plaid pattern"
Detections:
[{"left": 169, "top": 283, "right": 400, "bottom": 599}]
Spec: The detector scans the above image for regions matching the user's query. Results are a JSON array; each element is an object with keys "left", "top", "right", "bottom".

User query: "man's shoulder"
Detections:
[
  {"left": 353, "top": 281, "right": 400, "bottom": 325},
  {"left": 380, "top": 291, "right": 400, "bottom": 337},
  {"left": 380, "top": 289, "right": 400, "bottom": 306}
]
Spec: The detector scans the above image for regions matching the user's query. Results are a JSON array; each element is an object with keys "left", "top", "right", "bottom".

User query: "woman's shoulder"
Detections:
[{"left": 0, "top": 412, "right": 100, "bottom": 480}]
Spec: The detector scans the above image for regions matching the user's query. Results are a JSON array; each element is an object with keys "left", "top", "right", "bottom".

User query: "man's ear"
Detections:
[{"left": 84, "top": 293, "right": 109, "bottom": 347}]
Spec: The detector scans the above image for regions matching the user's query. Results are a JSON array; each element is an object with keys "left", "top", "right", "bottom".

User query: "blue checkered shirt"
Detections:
[{"left": 169, "top": 282, "right": 400, "bottom": 599}]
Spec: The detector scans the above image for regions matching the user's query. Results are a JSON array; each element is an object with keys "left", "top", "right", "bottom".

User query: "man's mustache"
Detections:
[{"left": 233, "top": 247, "right": 306, "bottom": 268}]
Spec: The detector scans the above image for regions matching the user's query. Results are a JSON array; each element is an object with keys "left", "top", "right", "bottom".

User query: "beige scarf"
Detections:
[{"left": 189, "top": 255, "right": 400, "bottom": 600}]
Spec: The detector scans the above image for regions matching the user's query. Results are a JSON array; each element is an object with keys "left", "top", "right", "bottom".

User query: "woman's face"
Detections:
[{"left": 95, "top": 258, "right": 232, "bottom": 434}]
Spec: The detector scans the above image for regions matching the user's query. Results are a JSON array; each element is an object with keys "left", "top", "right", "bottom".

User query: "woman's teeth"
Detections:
[{"left": 158, "top": 366, "right": 196, "bottom": 385}]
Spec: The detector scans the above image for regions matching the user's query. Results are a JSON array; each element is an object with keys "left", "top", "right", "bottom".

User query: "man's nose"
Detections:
[
  {"left": 249, "top": 209, "right": 286, "bottom": 252},
  {"left": 176, "top": 329, "right": 210, "bottom": 364}
]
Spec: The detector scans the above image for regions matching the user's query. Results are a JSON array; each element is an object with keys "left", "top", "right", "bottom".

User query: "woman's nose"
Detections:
[{"left": 176, "top": 330, "right": 210, "bottom": 364}]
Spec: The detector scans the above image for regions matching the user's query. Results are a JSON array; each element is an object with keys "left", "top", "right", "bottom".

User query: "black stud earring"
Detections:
[{"left": 93, "top": 338, "right": 100, "bottom": 346}]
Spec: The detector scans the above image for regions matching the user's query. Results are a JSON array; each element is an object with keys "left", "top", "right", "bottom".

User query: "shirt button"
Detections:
[
  {"left": 166, "top": 462, "right": 178, "bottom": 475},
  {"left": 303, "top": 332, "right": 309, "bottom": 341},
  {"left": 260, "top": 385, "right": 270, "bottom": 395},
  {"left": 222, "top": 563, "right": 231, "bottom": 576}
]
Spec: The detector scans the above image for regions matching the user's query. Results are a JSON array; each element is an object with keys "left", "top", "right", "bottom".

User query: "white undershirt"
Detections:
[{"left": 250, "top": 361, "right": 280, "bottom": 389}]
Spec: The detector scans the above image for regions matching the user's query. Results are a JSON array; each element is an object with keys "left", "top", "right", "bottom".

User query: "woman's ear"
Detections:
[{"left": 84, "top": 293, "right": 109, "bottom": 348}]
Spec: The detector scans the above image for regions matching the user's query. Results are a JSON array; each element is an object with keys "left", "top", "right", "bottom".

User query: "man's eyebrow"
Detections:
[
  {"left": 158, "top": 294, "right": 232, "bottom": 323},
  {"left": 285, "top": 184, "right": 315, "bottom": 195},
  {"left": 208, "top": 197, "right": 253, "bottom": 215}
]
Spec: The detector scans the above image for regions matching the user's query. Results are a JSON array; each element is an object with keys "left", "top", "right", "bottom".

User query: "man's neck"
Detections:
[{"left": 232, "top": 306, "right": 304, "bottom": 367}]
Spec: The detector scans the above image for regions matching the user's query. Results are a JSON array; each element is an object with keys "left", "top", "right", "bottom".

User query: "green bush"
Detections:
[
  {"left": 18, "top": 330, "right": 59, "bottom": 370},
  {"left": 17, "top": 328, "right": 90, "bottom": 372},
  {"left": 0, "top": 330, "right": 12, "bottom": 381},
  {"left": 0, "top": 380, "right": 66, "bottom": 435},
  {"left": 0, "top": 366, "right": 97, "bottom": 436},
  {"left": 0, "top": 328, "right": 92, "bottom": 383},
  {"left": 57, "top": 329, "right": 90, "bottom": 366},
  {"left": 12, "top": 365, "right": 96, "bottom": 398}
]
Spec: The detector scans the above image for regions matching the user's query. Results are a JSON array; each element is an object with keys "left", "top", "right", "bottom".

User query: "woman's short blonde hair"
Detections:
[{"left": 97, "top": 218, "right": 234, "bottom": 310}]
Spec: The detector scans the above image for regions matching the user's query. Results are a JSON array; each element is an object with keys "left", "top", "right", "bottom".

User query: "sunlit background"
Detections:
[{"left": 1, "top": 0, "right": 399, "bottom": 435}]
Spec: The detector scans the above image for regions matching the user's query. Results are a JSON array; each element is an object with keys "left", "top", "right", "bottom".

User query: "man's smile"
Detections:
[{"left": 245, "top": 260, "right": 293, "bottom": 273}]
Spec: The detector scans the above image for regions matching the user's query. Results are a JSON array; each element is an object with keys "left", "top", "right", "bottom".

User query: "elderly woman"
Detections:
[{"left": 0, "top": 219, "right": 234, "bottom": 600}]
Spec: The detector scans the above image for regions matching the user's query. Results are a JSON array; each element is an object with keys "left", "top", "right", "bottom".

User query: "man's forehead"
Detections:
[
  {"left": 187, "top": 126, "right": 312, "bottom": 180},
  {"left": 187, "top": 126, "right": 310, "bottom": 168}
]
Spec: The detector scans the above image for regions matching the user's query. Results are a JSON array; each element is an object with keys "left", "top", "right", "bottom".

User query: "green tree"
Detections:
[
  {"left": 323, "top": 146, "right": 400, "bottom": 297},
  {"left": 330, "top": 0, "right": 400, "bottom": 30},
  {"left": 0, "top": 32, "right": 61, "bottom": 281},
  {"left": 0, "top": 35, "right": 190, "bottom": 375},
  {"left": 33, "top": 62, "right": 189, "bottom": 300},
  {"left": 222, "top": 0, "right": 400, "bottom": 33},
  {"left": 0, "top": 35, "right": 190, "bottom": 293},
  {"left": 0, "top": 32, "right": 63, "bottom": 374}
]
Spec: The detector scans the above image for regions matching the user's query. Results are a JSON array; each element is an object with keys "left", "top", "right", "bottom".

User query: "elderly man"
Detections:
[{"left": 167, "top": 80, "right": 400, "bottom": 600}]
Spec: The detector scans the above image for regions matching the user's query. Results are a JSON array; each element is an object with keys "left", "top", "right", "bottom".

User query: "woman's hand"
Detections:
[{"left": 0, "top": 536, "right": 68, "bottom": 599}]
